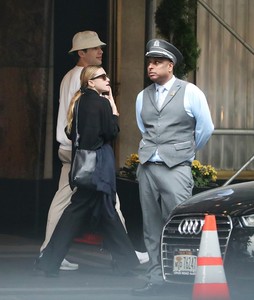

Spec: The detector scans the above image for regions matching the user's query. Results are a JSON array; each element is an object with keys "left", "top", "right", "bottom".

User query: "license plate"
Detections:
[{"left": 173, "top": 248, "right": 197, "bottom": 275}]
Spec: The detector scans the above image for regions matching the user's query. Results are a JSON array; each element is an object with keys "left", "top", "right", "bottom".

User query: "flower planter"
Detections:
[
  {"left": 116, "top": 177, "right": 146, "bottom": 252},
  {"left": 192, "top": 183, "right": 219, "bottom": 195}
]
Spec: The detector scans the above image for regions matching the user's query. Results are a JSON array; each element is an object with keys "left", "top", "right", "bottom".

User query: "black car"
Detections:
[{"left": 161, "top": 181, "right": 254, "bottom": 299}]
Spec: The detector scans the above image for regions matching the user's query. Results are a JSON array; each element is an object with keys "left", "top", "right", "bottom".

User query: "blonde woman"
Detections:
[{"left": 34, "top": 66, "right": 139, "bottom": 277}]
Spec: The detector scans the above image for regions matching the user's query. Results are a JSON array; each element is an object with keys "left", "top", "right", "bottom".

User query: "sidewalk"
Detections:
[{"left": 0, "top": 234, "right": 190, "bottom": 300}]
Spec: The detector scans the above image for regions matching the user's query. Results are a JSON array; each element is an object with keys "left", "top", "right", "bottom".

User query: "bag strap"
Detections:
[{"left": 74, "top": 98, "right": 80, "bottom": 148}]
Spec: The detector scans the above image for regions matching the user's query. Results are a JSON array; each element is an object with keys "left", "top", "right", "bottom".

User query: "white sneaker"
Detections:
[
  {"left": 135, "top": 251, "right": 149, "bottom": 264},
  {"left": 60, "top": 258, "right": 79, "bottom": 271}
]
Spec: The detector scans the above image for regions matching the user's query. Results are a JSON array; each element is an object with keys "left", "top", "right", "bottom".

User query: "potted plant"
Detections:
[
  {"left": 191, "top": 159, "right": 217, "bottom": 188},
  {"left": 118, "top": 154, "right": 217, "bottom": 189},
  {"left": 118, "top": 153, "right": 140, "bottom": 181}
]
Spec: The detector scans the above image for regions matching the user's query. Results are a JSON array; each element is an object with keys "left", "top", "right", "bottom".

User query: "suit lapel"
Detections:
[{"left": 147, "top": 83, "right": 158, "bottom": 110}]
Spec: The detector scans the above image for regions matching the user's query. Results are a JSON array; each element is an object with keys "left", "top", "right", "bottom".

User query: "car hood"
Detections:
[{"left": 171, "top": 181, "right": 254, "bottom": 217}]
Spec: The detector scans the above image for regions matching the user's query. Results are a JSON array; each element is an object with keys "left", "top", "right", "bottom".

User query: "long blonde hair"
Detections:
[{"left": 66, "top": 65, "right": 102, "bottom": 134}]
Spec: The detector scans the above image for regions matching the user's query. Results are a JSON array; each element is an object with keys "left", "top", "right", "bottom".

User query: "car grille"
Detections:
[{"left": 161, "top": 214, "right": 232, "bottom": 283}]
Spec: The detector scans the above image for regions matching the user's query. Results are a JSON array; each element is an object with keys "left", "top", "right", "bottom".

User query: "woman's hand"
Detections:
[{"left": 103, "top": 87, "right": 119, "bottom": 116}]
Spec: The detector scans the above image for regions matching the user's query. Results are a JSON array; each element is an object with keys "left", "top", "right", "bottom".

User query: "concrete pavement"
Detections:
[{"left": 0, "top": 234, "right": 191, "bottom": 300}]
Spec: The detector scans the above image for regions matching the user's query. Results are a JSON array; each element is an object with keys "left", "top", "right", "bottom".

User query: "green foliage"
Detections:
[
  {"left": 119, "top": 154, "right": 217, "bottom": 188},
  {"left": 155, "top": 0, "right": 200, "bottom": 78}
]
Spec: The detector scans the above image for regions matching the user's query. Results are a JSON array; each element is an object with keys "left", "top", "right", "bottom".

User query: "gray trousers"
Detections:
[
  {"left": 137, "top": 163, "right": 193, "bottom": 284},
  {"left": 40, "top": 148, "right": 126, "bottom": 252}
]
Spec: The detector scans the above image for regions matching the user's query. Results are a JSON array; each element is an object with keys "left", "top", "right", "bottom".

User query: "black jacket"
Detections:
[{"left": 70, "top": 88, "right": 119, "bottom": 151}]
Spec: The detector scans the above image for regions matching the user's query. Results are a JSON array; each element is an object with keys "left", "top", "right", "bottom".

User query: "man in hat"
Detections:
[
  {"left": 39, "top": 31, "right": 106, "bottom": 271},
  {"left": 132, "top": 39, "right": 214, "bottom": 296}
]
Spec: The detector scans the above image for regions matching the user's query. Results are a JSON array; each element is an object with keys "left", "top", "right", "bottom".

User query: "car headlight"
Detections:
[{"left": 241, "top": 214, "right": 254, "bottom": 227}]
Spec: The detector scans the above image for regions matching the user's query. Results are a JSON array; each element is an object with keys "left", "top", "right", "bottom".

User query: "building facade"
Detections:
[{"left": 1, "top": 0, "right": 253, "bottom": 181}]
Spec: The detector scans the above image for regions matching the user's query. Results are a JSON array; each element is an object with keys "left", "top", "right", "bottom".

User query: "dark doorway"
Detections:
[{"left": 53, "top": 0, "right": 109, "bottom": 178}]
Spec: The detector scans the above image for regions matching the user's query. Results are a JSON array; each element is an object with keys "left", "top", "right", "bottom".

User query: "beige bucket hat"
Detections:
[{"left": 69, "top": 30, "right": 106, "bottom": 53}]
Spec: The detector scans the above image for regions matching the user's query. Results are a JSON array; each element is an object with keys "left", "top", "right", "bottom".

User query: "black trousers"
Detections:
[{"left": 40, "top": 188, "right": 139, "bottom": 273}]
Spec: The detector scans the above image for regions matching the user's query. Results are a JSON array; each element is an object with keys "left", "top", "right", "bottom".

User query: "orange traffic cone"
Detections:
[{"left": 192, "top": 214, "right": 230, "bottom": 300}]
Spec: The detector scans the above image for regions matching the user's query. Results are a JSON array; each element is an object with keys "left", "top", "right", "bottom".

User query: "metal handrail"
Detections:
[
  {"left": 213, "top": 129, "right": 254, "bottom": 135},
  {"left": 223, "top": 154, "right": 254, "bottom": 186}
]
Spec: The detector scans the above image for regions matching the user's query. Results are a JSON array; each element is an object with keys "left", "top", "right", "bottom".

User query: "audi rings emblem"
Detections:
[{"left": 178, "top": 218, "right": 205, "bottom": 235}]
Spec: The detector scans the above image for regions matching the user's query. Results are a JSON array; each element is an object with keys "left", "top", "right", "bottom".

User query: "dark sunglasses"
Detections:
[{"left": 90, "top": 73, "right": 108, "bottom": 81}]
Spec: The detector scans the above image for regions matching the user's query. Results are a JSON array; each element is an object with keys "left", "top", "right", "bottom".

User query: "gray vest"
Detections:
[{"left": 139, "top": 79, "right": 196, "bottom": 168}]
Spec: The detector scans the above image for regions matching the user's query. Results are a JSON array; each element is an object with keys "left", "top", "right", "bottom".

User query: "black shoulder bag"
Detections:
[{"left": 69, "top": 99, "right": 96, "bottom": 190}]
